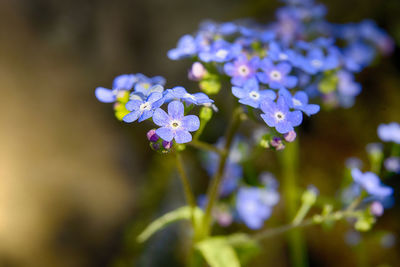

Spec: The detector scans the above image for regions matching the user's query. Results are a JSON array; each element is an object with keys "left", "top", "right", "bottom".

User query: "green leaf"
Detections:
[
  {"left": 227, "top": 234, "right": 260, "bottom": 265},
  {"left": 137, "top": 206, "right": 203, "bottom": 243},
  {"left": 197, "top": 237, "right": 241, "bottom": 267}
]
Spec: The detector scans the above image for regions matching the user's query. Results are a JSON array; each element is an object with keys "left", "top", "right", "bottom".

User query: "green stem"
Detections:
[
  {"left": 280, "top": 139, "right": 308, "bottom": 267},
  {"left": 188, "top": 140, "right": 223, "bottom": 155},
  {"left": 201, "top": 106, "right": 244, "bottom": 238},
  {"left": 252, "top": 197, "right": 362, "bottom": 242},
  {"left": 175, "top": 152, "right": 196, "bottom": 210}
]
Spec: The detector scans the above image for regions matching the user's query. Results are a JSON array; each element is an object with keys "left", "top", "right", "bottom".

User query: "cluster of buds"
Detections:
[
  {"left": 147, "top": 129, "right": 173, "bottom": 153},
  {"left": 259, "top": 130, "right": 297, "bottom": 151}
]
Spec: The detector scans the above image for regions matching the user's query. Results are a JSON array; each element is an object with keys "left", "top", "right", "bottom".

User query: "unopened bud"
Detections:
[
  {"left": 370, "top": 201, "right": 384, "bottom": 217},
  {"left": 147, "top": 129, "right": 159, "bottom": 142},
  {"left": 270, "top": 137, "right": 285, "bottom": 150},
  {"left": 188, "top": 62, "right": 207, "bottom": 81},
  {"left": 284, "top": 130, "right": 297, "bottom": 142},
  {"left": 162, "top": 140, "right": 172, "bottom": 150}
]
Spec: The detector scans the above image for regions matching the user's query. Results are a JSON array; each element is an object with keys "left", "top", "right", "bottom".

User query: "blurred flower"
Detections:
[
  {"left": 257, "top": 59, "right": 298, "bottom": 89},
  {"left": 378, "top": 122, "right": 400, "bottom": 144},
  {"left": 351, "top": 168, "right": 393, "bottom": 199}
]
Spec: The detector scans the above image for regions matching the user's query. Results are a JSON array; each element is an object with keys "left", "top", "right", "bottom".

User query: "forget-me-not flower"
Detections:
[
  {"left": 351, "top": 168, "right": 393, "bottom": 199},
  {"left": 95, "top": 74, "right": 137, "bottom": 103},
  {"left": 378, "top": 122, "right": 400, "bottom": 144},
  {"left": 153, "top": 101, "right": 200, "bottom": 143},
  {"left": 224, "top": 54, "right": 260, "bottom": 86},
  {"left": 168, "top": 34, "right": 197, "bottom": 60},
  {"left": 123, "top": 92, "right": 164, "bottom": 123},
  {"left": 232, "top": 79, "right": 276, "bottom": 108},
  {"left": 260, "top": 97, "right": 303, "bottom": 134},
  {"left": 163, "top": 86, "right": 213, "bottom": 105},
  {"left": 257, "top": 58, "right": 298, "bottom": 89},
  {"left": 279, "top": 88, "right": 320, "bottom": 116}
]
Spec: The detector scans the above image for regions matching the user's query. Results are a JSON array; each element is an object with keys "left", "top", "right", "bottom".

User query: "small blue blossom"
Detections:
[
  {"left": 123, "top": 92, "right": 164, "bottom": 123},
  {"left": 198, "top": 39, "right": 242, "bottom": 63},
  {"left": 343, "top": 42, "right": 375, "bottom": 72},
  {"left": 236, "top": 187, "right": 272, "bottom": 230},
  {"left": 168, "top": 34, "right": 197, "bottom": 60},
  {"left": 267, "top": 42, "right": 291, "bottom": 62},
  {"left": 232, "top": 79, "right": 276, "bottom": 108},
  {"left": 298, "top": 47, "right": 339, "bottom": 74},
  {"left": 153, "top": 101, "right": 200, "bottom": 143},
  {"left": 224, "top": 55, "right": 260, "bottom": 86},
  {"left": 385, "top": 157, "right": 400, "bottom": 174},
  {"left": 279, "top": 88, "right": 320, "bottom": 116},
  {"left": 134, "top": 74, "right": 166, "bottom": 97},
  {"left": 378, "top": 122, "right": 400, "bottom": 144},
  {"left": 260, "top": 97, "right": 303, "bottom": 134},
  {"left": 130, "top": 84, "right": 164, "bottom": 101},
  {"left": 95, "top": 74, "right": 137, "bottom": 103},
  {"left": 163, "top": 86, "right": 213, "bottom": 105},
  {"left": 257, "top": 58, "right": 298, "bottom": 89},
  {"left": 351, "top": 168, "right": 393, "bottom": 199},
  {"left": 236, "top": 184, "right": 279, "bottom": 230}
]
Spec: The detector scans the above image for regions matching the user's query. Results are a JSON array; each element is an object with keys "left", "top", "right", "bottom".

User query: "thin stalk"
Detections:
[
  {"left": 201, "top": 106, "right": 244, "bottom": 238},
  {"left": 280, "top": 139, "right": 308, "bottom": 267},
  {"left": 188, "top": 140, "right": 223, "bottom": 155},
  {"left": 175, "top": 152, "right": 196, "bottom": 210}
]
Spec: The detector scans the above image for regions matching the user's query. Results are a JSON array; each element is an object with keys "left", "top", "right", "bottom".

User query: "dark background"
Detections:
[{"left": 0, "top": 0, "right": 399, "bottom": 266}]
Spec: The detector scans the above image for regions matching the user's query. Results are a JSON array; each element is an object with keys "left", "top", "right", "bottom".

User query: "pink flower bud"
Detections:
[{"left": 284, "top": 130, "right": 297, "bottom": 142}]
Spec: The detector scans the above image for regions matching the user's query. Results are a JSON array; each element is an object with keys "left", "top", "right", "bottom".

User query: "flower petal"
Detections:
[
  {"left": 95, "top": 87, "right": 115, "bottom": 103},
  {"left": 125, "top": 100, "right": 142, "bottom": 111},
  {"left": 153, "top": 108, "right": 170, "bottom": 126},
  {"left": 288, "top": 110, "right": 303, "bottom": 127},
  {"left": 181, "top": 115, "right": 200, "bottom": 132},
  {"left": 174, "top": 130, "right": 192, "bottom": 143},
  {"left": 156, "top": 127, "right": 174, "bottom": 141},
  {"left": 123, "top": 110, "right": 141, "bottom": 123},
  {"left": 168, "top": 101, "right": 185, "bottom": 119}
]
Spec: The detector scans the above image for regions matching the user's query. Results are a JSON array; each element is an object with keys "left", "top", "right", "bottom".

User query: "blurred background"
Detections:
[{"left": 0, "top": 0, "right": 399, "bottom": 266}]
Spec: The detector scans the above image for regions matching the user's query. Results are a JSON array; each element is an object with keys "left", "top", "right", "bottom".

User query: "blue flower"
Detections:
[
  {"left": 123, "top": 92, "right": 164, "bottom": 123},
  {"left": 133, "top": 74, "right": 166, "bottom": 97},
  {"left": 351, "top": 168, "right": 393, "bottom": 199},
  {"left": 224, "top": 54, "right": 260, "bottom": 86},
  {"left": 260, "top": 97, "right": 303, "bottom": 134},
  {"left": 236, "top": 185, "right": 279, "bottom": 230},
  {"left": 163, "top": 86, "right": 213, "bottom": 105},
  {"left": 298, "top": 47, "right": 340, "bottom": 74},
  {"left": 130, "top": 84, "right": 164, "bottom": 101},
  {"left": 384, "top": 157, "right": 400, "bottom": 174},
  {"left": 257, "top": 58, "right": 298, "bottom": 89},
  {"left": 236, "top": 188, "right": 272, "bottom": 229},
  {"left": 168, "top": 34, "right": 197, "bottom": 60},
  {"left": 153, "top": 101, "right": 200, "bottom": 143},
  {"left": 378, "top": 122, "right": 400, "bottom": 144},
  {"left": 95, "top": 74, "right": 137, "bottom": 103},
  {"left": 232, "top": 79, "right": 276, "bottom": 108},
  {"left": 343, "top": 42, "right": 375, "bottom": 72},
  {"left": 279, "top": 88, "right": 320, "bottom": 116},
  {"left": 198, "top": 39, "right": 242, "bottom": 63},
  {"left": 267, "top": 42, "right": 291, "bottom": 62}
]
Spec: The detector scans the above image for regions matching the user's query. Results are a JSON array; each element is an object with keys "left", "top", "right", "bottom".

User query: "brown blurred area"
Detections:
[{"left": 0, "top": 0, "right": 399, "bottom": 267}]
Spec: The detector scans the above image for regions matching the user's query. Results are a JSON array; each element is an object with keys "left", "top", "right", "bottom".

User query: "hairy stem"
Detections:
[{"left": 201, "top": 106, "right": 244, "bottom": 238}]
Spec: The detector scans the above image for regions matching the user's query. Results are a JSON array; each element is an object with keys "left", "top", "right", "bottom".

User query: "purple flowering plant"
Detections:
[{"left": 94, "top": 0, "right": 396, "bottom": 266}]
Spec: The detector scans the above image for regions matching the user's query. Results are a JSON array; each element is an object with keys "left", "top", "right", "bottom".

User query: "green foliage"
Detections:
[
  {"left": 355, "top": 212, "right": 376, "bottom": 232},
  {"left": 196, "top": 236, "right": 241, "bottom": 267},
  {"left": 200, "top": 73, "right": 221, "bottom": 95},
  {"left": 137, "top": 206, "right": 204, "bottom": 243},
  {"left": 318, "top": 71, "right": 338, "bottom": 94}
]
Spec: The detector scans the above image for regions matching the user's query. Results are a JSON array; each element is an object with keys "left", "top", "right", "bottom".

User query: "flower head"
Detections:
[
  {"left": 351, "top": 168, "right": 393, "bottom": 199},
  {"left": 232, "top": 79, "right": 276, "bottom": 108},
  {"left": 224, "top": 54, "right": 260, "bottom": 86},
  {"left": 378, "top": 122, "right": 400, "bottom": 144},
  {"left": 257, "top": 58, "right": 298, "bottom": 89},
  {"left": 279, "top": 88, "right": 320, "bottom": 116},
  {"left": 260, "top": 97, "right": 303, "bottom": 134},
  {"left": 95, "top": 74, "right": 137, "bottom": 103},
  {"left": 123, "top": 92, "right": 164, "bottom": 123},
  {"left": 153, "top": 101, "right": 200, "bottom": 143},
  {"left": 168, "top": 34, "right": 197, "bottom": 60}
]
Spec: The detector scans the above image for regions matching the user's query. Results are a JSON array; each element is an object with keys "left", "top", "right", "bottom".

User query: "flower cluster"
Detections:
[
  {"left": 95, "top": 73, "right": 214, "bottom": 147},
  {"left": 168, "top": 0, "right": 393, "bottom": 140}
]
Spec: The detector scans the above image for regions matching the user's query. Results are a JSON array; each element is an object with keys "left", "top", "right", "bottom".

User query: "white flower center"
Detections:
[
  {"left": 238, "top": 65, "right": 250, "bottom": 76},
  {"left": 170, "top": 119, "right": 182, "bottom": 129},
  {"left": 216, "top": 49, "right": 228, "bottom": 59},
  {"left": 292, "top": 98, "right": 302, "bottom": 106},
  {"left": 279, "top": 53, "right": 288, "bottom": 60},
  {"left": 311, "top": 59, "right": 322, "bottom": 68},
  {"left": 249, "top": 91, "right": 260, "bottom": 100},
  {"left": 270, "top": 70, "right": 282, "bottom": 81},
  {"left": 139, "top": 102, "right": 152, "bottom": 111},
  {"left": 184, "top": 93, "right": 196, "bottom": 100},
  {"left": 274, "top": 111, "right": 285, "bottom": 121}
]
